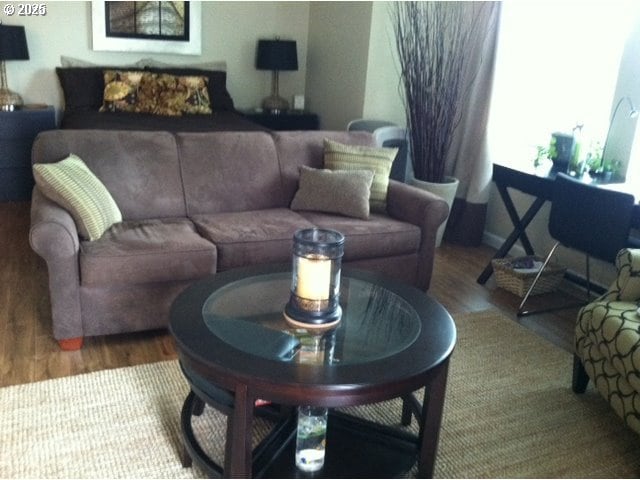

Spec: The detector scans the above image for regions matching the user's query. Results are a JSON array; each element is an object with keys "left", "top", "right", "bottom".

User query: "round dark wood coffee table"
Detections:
[{"left": 170, "top": 264, "right": 456, "bottom": 478}]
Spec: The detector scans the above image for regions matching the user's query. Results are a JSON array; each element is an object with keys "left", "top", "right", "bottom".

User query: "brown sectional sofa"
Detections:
[{"left": 29, "top": 129, "right": 449, "bottom": 350}]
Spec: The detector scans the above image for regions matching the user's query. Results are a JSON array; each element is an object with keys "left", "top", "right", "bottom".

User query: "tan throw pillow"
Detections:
[
  {"left": 290, "top": 166, "right": 374, "bottom": 220},
  {"left": 33, "top": 154, "right": 122, "bottom": 241},
  {"left": 323, "top": 139, "right": 397, "bottom": 213},
  {"left": 100, "top": 70, "right": 145, "bottom": 113}
]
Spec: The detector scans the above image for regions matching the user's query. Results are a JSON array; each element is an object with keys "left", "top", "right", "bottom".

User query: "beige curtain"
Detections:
[{"left": 444, "top": 3, "right": 501, "bottom": 246}]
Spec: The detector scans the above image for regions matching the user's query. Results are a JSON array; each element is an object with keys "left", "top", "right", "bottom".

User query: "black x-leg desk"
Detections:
[{"left": 477, "top": 162, "right": 640, "bottom": 285}]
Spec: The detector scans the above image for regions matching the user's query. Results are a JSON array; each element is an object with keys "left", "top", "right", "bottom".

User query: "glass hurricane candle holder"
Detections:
[{"left": 284, "top": 228, "right": 344, "bottom": 330}]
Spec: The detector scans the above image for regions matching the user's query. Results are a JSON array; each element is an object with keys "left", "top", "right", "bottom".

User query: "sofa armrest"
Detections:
[
  {"left": 30, "top": 188, "right": 83, "bottom": 341},
  {"left": 604, "top": 248, "right": 640, "bottom": 302},
  {"left": 386, "top": 180, "right": 449, "bottom": 290},
  {"left": 30, "top": 188, "right": 80, "bottom": 258}
]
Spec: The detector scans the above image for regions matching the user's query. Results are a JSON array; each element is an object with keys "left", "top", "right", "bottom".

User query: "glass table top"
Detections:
[{"left": 202, "top": 272, "right": 421, "bottom": 366}]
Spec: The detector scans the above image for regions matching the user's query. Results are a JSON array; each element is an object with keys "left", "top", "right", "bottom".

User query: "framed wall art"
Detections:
[{"left": 91, "top": 1, "right": 201, "bottom": 55}]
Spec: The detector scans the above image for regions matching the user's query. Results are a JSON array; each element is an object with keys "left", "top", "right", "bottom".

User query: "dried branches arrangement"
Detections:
[{"left": 392, "top": 2, "right": 490, "bottom": 183}]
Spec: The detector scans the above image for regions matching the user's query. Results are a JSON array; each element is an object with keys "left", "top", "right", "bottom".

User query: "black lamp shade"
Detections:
[
  {"left": 0, "top": 25, "right": 29, "bottom": 61},
  {"left": 256, "top": 39, "right": 297, "bottom": 71}
]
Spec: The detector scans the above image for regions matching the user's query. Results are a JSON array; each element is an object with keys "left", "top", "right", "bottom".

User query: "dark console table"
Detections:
[
  {"left": 242, "top": 110, "right": 319, "bottom": 131},
  {"left": 477, "top": 161, "right": 640, "bottom": 285},
  {"left": 0, "top": 106, "right": 56, "bottom": 202}
]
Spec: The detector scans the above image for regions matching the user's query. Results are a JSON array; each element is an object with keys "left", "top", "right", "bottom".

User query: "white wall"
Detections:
[
  {"left": 361, "top": 2, "right": 405, "bottom": 126},
  {"left": 305, "top": 2, "right": 372, "bottom": 130},
  {"left": 5, "top": 1, "right": 310, "bottom": 119},
  {"left": 305, "top": 1, "right": 405, "bottom": 130}
]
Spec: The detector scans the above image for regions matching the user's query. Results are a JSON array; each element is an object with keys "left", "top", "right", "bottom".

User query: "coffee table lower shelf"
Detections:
[
  {"left": 259, "top": 411, "right": 419, "bottom": 478},
  {"left": 182, "top": 393, "right": 420, "bottom": 478}
]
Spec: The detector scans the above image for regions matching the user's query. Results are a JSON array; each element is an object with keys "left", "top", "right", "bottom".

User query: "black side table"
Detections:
[
  {"left": 242, "top": 110, "right": 319, "bottom": 131},
  {"left": 0, "top": 106, "right": 56, "bottom": 202}
]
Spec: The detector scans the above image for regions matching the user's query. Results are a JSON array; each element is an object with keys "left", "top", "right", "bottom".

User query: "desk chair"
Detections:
[
  {"left": 518, "top": 173, "right": 636, "bottom": 317},
  {"left": 347, "top": 120, "right": 409, "bottom": 182}
]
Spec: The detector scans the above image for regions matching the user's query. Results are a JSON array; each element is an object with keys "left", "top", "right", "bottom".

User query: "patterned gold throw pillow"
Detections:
[
  {"left": 100, "top": 70, "right": 212, "bottom": 116},
  {"left": 33, "top": 154, "right": 122, "bottom": 241},
  {"left": 166, "top": 73, "right": 212, "bottom": 115},
  {"left": 323, "top": 139, "right": 397, "bottom": 213},
  {"left": 137, "top": 72, "right": 212, "bottom": 116},
  {"left": 100, "top": 70, "right": 145, "bottom": 113}
]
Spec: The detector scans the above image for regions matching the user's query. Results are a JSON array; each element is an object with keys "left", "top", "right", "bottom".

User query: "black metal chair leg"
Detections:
[{"left": 517, "top": 242, "right": 560, "bottom": 316}]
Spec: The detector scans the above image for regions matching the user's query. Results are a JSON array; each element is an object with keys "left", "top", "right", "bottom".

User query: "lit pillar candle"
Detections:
[{"left": 296, "top": 255, "right": 331, "bottom": 301}]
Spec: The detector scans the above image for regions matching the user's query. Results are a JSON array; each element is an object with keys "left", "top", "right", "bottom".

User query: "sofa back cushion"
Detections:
[
  {"left": 272, "top": 131, "right": 376, "bottom": 204},
  {"left": 31, "top": 130, "right": 186, "bottom": 220},
  {"left": 176, "top": 131, "right": 286, "bottom": 215}
]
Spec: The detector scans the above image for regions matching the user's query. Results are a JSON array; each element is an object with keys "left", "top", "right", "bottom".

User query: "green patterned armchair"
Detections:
[{"left": 573, "top": 248, "right": 640, "bottom": 434}]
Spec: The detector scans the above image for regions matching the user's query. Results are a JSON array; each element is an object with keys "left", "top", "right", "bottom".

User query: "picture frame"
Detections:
[{"left": 91, "top": 1, "right": 201, "bottom": 55}]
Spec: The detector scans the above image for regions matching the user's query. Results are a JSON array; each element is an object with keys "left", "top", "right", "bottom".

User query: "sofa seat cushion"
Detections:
[
  {"left": 578, "top": 300, "right": 640, "bottom": 394},
  {"left": 191, "top": 208, "right": 315, "bottom": 271},
  {"left": 297, "top": 211, "right": 420, "bottom": 261},
  {"left": 80, "top": 218, "right": 217, "bottom": 286}
]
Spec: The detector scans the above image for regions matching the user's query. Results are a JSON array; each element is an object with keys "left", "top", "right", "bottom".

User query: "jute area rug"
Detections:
[{"left": 2, "top": 310, "right": 639, "bottom": 479}]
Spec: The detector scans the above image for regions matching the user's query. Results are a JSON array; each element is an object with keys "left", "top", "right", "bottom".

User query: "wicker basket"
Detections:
[{"left": 491, "top": 256, "right": 566, "bottom": 297}]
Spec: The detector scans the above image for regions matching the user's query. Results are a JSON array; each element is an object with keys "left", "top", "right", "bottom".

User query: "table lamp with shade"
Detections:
[
  {"left": 0, "top": 23, "right": 29, "bottom": 111},
  {"left": 256, "top": 38, "right": 298, "bottom": 114}
]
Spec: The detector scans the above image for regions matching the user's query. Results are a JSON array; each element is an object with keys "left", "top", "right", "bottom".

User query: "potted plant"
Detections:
[
  {"left": 392, "top": 2, "right": 491, "bottom": 245},
  {"left": 583, "top": 142, "right": 618, "bottom": 181}
]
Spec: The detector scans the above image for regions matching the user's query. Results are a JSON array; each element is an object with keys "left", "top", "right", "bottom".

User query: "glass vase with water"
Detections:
[{"left": 295, "top": 405, "right": 328, "bottom": 472}]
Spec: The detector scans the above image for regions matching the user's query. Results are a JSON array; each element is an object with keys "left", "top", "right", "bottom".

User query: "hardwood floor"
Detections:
[{"left": 0, "top": 200, "right": 580, "bottom": 388}]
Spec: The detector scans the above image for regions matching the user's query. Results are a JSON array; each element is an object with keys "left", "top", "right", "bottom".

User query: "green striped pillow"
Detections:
[
  {"left": 323, "top": 139, "right": 397, "bottom": 213},
  {"left": 33, "top": 154, "right": 122, "bottom": 241}
]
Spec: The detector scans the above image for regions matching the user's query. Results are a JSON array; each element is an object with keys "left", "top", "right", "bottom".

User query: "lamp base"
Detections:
[
  {"left": 262, "top": 95, "right": 289, "bottom": 114},
  {"left": 0, "top": 88, "right": 23, "bottom": 112}
]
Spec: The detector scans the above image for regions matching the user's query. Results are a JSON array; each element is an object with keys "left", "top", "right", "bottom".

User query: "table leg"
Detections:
[
  {"left": 180, "top": 391, "right": 224, "bottom": 476},
  {"left": 225, "top": 384, "right": 254, "bottom": 477},
  {"left": 401, "top": 395, "right": 412, "bottom": 425},
  {"left": 417, "top": 360, "right": 450, "bottom": 478},
  {"left": 477, "top": 186, "right": 547, "bottom": 284},
  {"left": 401, "top": 393, "right": 422, "bottom": 426},
  {"left": 497, "top": 184, "right": 538, "bottom": 254}
]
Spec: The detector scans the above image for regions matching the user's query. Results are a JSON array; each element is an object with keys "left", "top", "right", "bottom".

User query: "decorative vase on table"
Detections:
[{"left": 410, "top": 175, "right": 459, "bottom": 247}]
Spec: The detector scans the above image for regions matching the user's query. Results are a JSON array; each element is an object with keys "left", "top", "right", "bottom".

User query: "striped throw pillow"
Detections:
[
  {"left": 33, "top": 154, "right": 122, "bottom": 241},
  {"left": 323, "top": 139, "right": 397, "bottom": 213}
]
